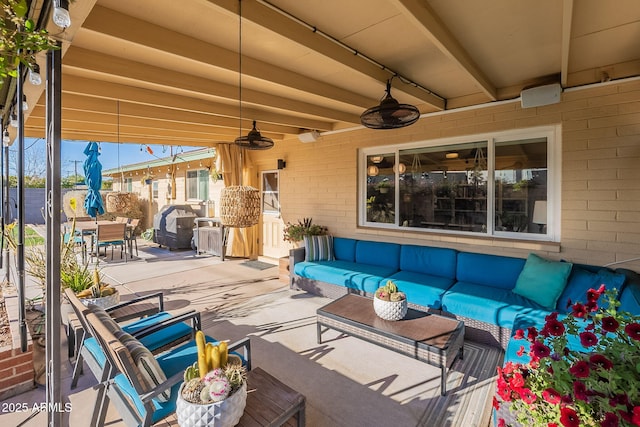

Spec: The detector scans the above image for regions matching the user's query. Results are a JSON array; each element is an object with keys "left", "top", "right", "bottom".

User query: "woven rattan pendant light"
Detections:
[
  {"left": 360, "top": 79, "right": 420, "bottom": 129},
  {"left": 220, "top": 0, "right": 262, "bottom": 228}
]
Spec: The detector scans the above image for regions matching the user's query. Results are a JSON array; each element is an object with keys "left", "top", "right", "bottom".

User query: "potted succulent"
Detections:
[
  {"left": 176, "top": 331, "right": 247, "bottom": 427},
  {"left": 373, "top": 280, "right": 408, "bottom": 321}
]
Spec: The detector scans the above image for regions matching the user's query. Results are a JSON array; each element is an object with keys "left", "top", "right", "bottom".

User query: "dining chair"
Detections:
[
  {"left": 85, "top": 310, "right": 251, "bottom": 427},
  {"left": 95, "top": 222, "right": 127, "bottom": 261},
  {"left": 115, "top": 216, "right": 129, "bottom": 224},
  {"left": 126, "top": 218, "right": 140, "bottom": 256}
]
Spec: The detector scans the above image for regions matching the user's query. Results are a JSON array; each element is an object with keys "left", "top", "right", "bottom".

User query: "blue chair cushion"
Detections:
[
  {"left": 399, "top": 245, "right": 457, "bottom": 279},
  {"left": 556, "top": 266, "right": 626, "bottom": 313},
  {"left": 441, "top": 282, "right": 550, "bottom": 329},
  {"left": 115, "top": 336, "right": 249, "bottom": 424},
  {"left": 293, "top": 260, "right": 395, "bottom": 293},
  {"left": 456, "top": 252, "right": 526, "bottom": 290},
  {"left": 387, "top": 271, "right": 455, "bottom": 309},
  {"left": 333, "top": 237, "right": 356, "bottom": 262},
  {"left": 355, "top": 241, "right": 400, "bottom": 271}
]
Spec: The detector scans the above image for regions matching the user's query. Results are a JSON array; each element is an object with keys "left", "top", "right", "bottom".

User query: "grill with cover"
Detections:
[{"left": 153, "top": 205, "right": 197, "bottom": 249}]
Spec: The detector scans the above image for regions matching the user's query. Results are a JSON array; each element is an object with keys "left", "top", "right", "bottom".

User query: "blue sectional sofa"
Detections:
[{"left": 291, "top": 237, "right": 640, "bottom": 349}]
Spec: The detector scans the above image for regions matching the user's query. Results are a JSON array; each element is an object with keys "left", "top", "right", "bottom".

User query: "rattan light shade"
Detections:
[{"left": 219, "top": 185, "right": 260, "bottom": 227}]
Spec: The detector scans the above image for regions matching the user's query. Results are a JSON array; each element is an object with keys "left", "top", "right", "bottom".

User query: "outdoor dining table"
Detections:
[{"left": 65, "top": 220, "right": 134, "bottom": 261}]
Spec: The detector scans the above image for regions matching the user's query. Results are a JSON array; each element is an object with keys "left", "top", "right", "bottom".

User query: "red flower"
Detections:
[
  {"left": 531, "top": 341, "right": 551, "bottom": 359},
  {"left": 514, "top": 329, "right": 525, "bottom": 340},
  {"left": 586, "top": 287, "right": 602, "bottom": 302},
  {"left": 542, "top": 387, "right": 561, "bottom": 404},
  {"left": 560, "top": 407, "right": 580, "bottom": 427},
  {"left": 625, "top": 323, "right": 640, "bottom": 341},
  {"left": 601, "top": 412, "right": 620, "bottom": 427},
  {"left": 572, "top": 302, "right": 588, "bottom": 318},
  {"left": 516, "top": 345, "right": 525, "bottom": 357},
  {"left": 544, "top": 318, "right": 565, "bottom": 336},
  {"left": 632, "top": 406, "right": 640, "bottom": 426},
  {"left": 497, "top": 419, "right": 506, "bottom": 427},
  {"left": 548, "top": 424, "right": 558, "bottom": 427},
  {"left": 527, "top": 327, "right": 538, "bottom": 342},
  {"left": 492, "top": 396, "right": 500, "bottom": 410},
  {"left": 509, "top": 372, "right": 525, "bottom": 389},
  {"left": 589, "top": 353, "right": 613, "bottom": 370},
  {"left": 518, "top": 387, "right": 536, "bottom": 404},
  {"left": 602, "top": 316, "right": 620, "bottom": 333},
  {"left": 579, "top": 331, "right": 598, "bottom": 347},
  {"left": 573, "top": 380, "right": 587, "bottom": 401},
  {"left": 569, "top": 360, "right": 590, "bottom": 378}
]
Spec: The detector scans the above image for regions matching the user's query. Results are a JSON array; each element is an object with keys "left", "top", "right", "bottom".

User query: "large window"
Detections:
[
  {"left": 186, "top": 169, "right": 209, "bottom": 200},
  {"left": 360, "top": 126, "right": 559, "bottom": 241}
]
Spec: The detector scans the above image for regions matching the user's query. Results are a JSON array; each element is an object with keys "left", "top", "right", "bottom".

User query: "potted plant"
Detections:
[
  {"left": 141, "top": 174, "right": 154, "bottom": 185},
  {"left": 373, "top": 280, "right": 408, "bottom": 321},
  {"left": 282, "top": 217, "right": 328, "bottom": 244},
  {"left": 176, "top": 331, "right": 247, "bottom": 427},
  {"left": 494, "top": 286, "right": 640, "bottom": 427},
  {"left": 376, "top": 180, "right": 390, "bottom": 193}
]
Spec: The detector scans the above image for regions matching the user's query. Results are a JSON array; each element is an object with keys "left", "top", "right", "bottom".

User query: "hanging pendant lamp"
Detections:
[
  {"left": 235, "top": 120, "right": 274, "bottom": 150},
  {"left": 233, "top": 0, "right": 273, "bottom": 150},
  {"left": 360, "top": 79, "right": 420, "bottom": 129}
]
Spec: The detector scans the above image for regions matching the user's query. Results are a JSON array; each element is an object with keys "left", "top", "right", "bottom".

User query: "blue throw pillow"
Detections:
[
  {"left": 304, "top": 235, "right": 335, "bottom": 262},
  {"left": 557, "top": 266, "right": 626, "bottom": 312},
  {"left": 513, "top": 253, "right": 573, "bottom": 310}
]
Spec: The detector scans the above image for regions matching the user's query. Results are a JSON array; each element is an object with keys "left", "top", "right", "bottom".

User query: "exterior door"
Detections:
[{"left": 261, "top": 170, "right": 287, "bottom": 258}]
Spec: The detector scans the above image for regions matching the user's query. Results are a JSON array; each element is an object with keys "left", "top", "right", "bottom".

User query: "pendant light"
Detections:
[
  {"left": 233, "top": 0, "right": 273, "bottom": 150},
  {"left": 360, "top": 79, "right": 420, "bottom": 130}
]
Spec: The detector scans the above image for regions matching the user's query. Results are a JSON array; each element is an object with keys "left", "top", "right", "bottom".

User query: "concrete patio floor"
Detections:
[{"left": 0, "top": 236, "right": 500, "bottom": 427}]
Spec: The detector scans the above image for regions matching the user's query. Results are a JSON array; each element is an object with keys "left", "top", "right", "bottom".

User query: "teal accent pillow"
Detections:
[
  {"left": 513, "top": 253, "right": 573, "bottom": 310},
  {"left": 304, "top": 235, "right": 335, "bottom": 262}
]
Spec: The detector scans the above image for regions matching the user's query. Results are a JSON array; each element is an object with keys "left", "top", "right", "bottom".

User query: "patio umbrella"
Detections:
[{"left": 83, "top": 141, "right": 104, "bottom": 218}]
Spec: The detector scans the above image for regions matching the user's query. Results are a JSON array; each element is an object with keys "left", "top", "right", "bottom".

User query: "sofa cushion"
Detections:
[
  {"left": 456, "top": 252, "right": 526, "bottom": 290},
  {"left": 399, "top": 245, "right": 457, "bottom": 279},
  {"left": 556, "top": 266, "right": 626, "bottom": 313},
  {"left": 304, "top": 235, "right": 335, "bottom": 261},
  {"left": 333, "top": 237, "right": 356, "bottom": 262},
  {"left": 355, "top": 241, "right": 400, "bottom": 270},
  {"left": 293, "top": 260, "right": 395, "bottom": 293},
  {"left": 619, "top": 281, "right": 640, "bottom": 314},
  {"left": 387, "top": 271, "right": 455, "bottom": 309},
  {"left": 513, "top": 253, "right": 572, "bottom": 310},
  {"left": 441, "top": 282, "right": 550, "bottom": 329}
]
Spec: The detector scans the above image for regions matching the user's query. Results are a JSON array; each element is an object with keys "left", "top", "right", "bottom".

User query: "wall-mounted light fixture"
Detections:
[
  {"left": 53, "top": 0, "right": 71, "bottom": 28},
  {"left": 28, "top": 64, "right": 41, "bottom": 86},
  {"left": 298, "top": 130, "right": 320, "bottom": 143},
  {"left": 277, "top": 159, "right": 286, "bottom": 170}
]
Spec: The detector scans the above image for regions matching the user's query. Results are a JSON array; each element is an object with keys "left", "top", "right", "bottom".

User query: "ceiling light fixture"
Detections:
[
  {"left": 28, "top": 64, "right": 42, "bottom": 86},
  {"left": 53, "top": 0, "right": 71, "bottom": 28},
  {"left": 21, "top": 95, "right": 28, "bottom": 111},
  {"left": 370, "top": 156, "right": 383, "bottom": 163},
  {"left": 360, "top": 78, "right": 420, "bottom": 129},
  {"left": 234, "top": 1, "right": 273, "bottom": 150},
  {"left": 9, "top": 112, "right": 18, "bottom": 128},
  {"left": 445, "top": 151, "right": 459, "bottom": 159}
]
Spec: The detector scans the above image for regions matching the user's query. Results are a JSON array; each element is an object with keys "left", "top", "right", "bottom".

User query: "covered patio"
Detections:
[
  {"left": 1, "top": 1, "right": 639, "bottom": 426},
  {"left": 0, "top": 238, "right": 501, "bottom": 426}
]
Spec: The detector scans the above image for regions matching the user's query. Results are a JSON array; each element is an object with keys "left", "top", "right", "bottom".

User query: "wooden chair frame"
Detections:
[{"left": 95, "top": 222, "right": 127, "bottom": 261}]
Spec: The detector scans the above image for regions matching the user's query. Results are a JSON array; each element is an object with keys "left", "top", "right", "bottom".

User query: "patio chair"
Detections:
[
  {"left": 64, "top": 289, "right": 196, "bottom": 389},
  {"left": 95, "top": 222, "right": 127, "bottom": 261},
  {"left": 85, "top": 310, "right": 251, "bottom": 427},
  {"left": 115, "top": 216, "right": 129, "bottom": 223},
  {"left": 125, "top": 218, "right": 139, "bottom": 256}
]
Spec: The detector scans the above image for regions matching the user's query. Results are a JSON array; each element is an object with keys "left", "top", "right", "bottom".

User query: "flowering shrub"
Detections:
[{"left": 495, "top": 285, "right": 640, "bottom": 427}]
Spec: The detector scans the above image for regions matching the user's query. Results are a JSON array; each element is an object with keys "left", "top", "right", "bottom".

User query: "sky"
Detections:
[{"left": 21, "top": 138, "right": 199, "bottom": 177}]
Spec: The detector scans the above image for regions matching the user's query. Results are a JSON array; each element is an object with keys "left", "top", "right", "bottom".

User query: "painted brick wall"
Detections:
[{"left": 249, "top": 79, "right": 640, "bottom": 271}]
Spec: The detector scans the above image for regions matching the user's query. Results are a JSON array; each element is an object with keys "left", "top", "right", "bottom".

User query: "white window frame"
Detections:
[
  {"left": 186, "top": 168, "right": 209, "bottom": 201},
  {"left": 359, "top": 125, "right": 561, "bottom": 242},
  {"left": 261, "top": 170, "right": 280, "bottom": 216}
]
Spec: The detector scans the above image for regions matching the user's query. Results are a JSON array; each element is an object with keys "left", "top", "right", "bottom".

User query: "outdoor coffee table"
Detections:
[{"left": 317, "top": 294, "right": 464, "bottom": 395}]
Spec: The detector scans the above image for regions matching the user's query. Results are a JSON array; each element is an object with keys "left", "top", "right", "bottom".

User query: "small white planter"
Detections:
[
  {"left": 373, "top": 295, "right": 408, "bottom": 321},
  {"left": 176, "top": 381, "right": 247, "bottom": 427}
]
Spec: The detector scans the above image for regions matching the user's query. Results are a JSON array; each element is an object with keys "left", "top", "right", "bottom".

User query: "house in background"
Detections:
[{"left": 103, "top": 147, "right": 225, "bottom": 230}]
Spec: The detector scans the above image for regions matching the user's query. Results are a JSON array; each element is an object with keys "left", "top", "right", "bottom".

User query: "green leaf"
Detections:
[
  {"left": 13, "top": 0, "right": 28, "bottom": 18},
  {"left": 24, "top": 18, "right": 34, "bottom": 32}
]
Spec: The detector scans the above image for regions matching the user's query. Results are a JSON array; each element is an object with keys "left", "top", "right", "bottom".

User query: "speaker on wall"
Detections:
[
  {"left": 520, "top": 83, "right": 562, "bottom": 108},
  {"left": 297, "top": 130, "right": 320, "bottom": 143}
]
